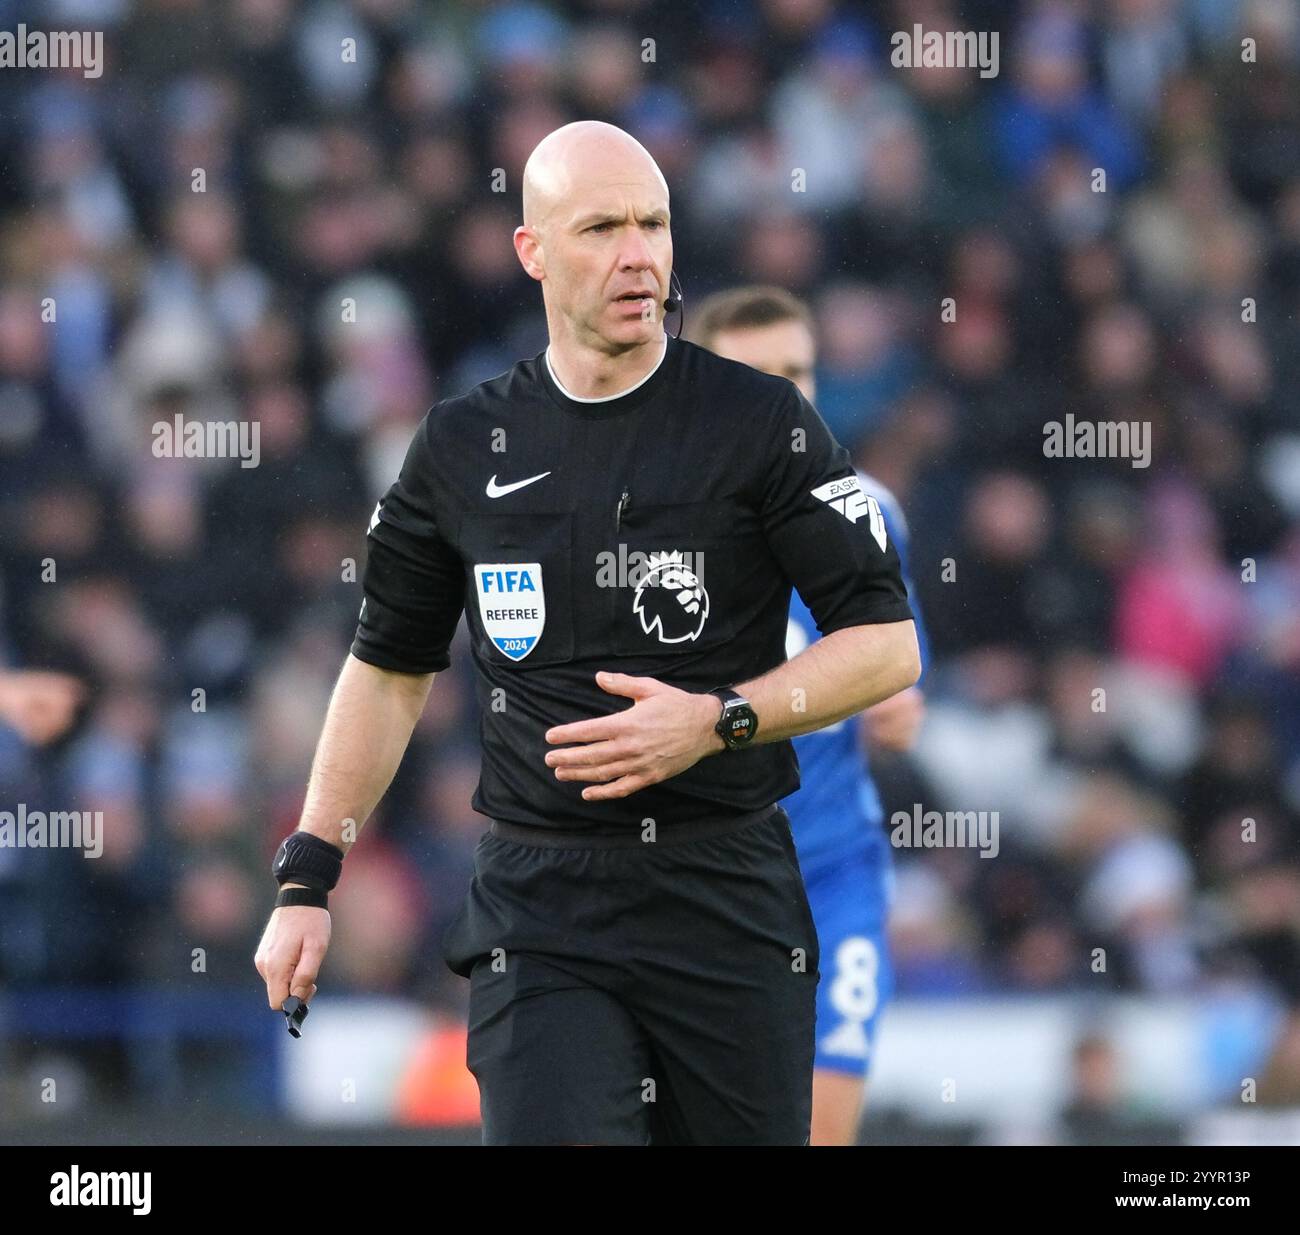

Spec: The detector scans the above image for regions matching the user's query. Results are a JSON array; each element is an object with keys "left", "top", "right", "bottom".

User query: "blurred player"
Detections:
[
  {"left": 692, "top": 287, "right": 929, "bottom": 1144},
  {"left": 0, "top": 670, "right": 85, "bottom": 746}
]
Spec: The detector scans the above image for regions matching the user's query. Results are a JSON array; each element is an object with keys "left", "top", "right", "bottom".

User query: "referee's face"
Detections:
[
  {"left": 709, "top": 319, "right": 818, "bottom": 402},
  {"left": 534, "top": 177, "right": 672, "bottom": 351}
]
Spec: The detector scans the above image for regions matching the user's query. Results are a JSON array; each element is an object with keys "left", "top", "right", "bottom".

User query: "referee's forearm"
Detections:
[
  {"left": 737, "top": 620, "right": 920, "bottom": 745},
  {"left": 294, "top": 652, "right": 436, "bottom": 852}
]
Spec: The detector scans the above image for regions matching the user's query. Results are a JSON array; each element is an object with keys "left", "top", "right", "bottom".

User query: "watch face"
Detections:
[{"left": 720, "top": 701, "right": 757, "bottom": 746}]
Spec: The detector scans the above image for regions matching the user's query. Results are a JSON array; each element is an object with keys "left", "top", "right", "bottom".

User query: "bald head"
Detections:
[
  {"left": 514, "top": 121, "right": 674, "bottom": 359},
  {"left": 522, "top": 121, "right": 669, "bottom": 232}
]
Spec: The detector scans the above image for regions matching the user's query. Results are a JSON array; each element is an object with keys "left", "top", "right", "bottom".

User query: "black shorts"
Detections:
[{"left": 440, "top": 804, "right": 820, "bottom": 1145}]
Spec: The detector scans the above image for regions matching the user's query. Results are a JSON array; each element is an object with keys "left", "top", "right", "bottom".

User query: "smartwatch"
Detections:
[{"left": 707, "top": 687, "right": 759, "bottom": 750}]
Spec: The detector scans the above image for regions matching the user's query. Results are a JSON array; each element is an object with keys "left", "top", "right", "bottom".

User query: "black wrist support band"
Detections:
[
  {"left": 276, "top": 886, "right": 329, "bottom": 910},
  {"left": 272, "top": 831, "right": 345, "bottom": 892}
]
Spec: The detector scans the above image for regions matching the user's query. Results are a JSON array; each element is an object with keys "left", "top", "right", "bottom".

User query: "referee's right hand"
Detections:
[{"left": 254, "top": 884, "right": 331, "bottom": 1010}]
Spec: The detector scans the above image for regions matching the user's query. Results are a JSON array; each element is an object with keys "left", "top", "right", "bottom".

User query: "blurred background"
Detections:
[{"left": 2, "top": 0, "right": 1299, "bottom": 1145}]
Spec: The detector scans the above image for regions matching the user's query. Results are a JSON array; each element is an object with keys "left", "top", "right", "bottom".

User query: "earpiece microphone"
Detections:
[{"left": 663, "top": 270, "right": 684, "bottom": 338}]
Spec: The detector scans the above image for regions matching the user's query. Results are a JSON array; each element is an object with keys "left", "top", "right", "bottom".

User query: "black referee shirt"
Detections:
[{"left": 350, "top": 334, "right": 914, "bottom": 833}]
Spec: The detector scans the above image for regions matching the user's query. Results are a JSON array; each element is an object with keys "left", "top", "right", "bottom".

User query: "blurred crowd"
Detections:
[{"left": 2, "top": 0, "right": 1300, "bottom": 1116}]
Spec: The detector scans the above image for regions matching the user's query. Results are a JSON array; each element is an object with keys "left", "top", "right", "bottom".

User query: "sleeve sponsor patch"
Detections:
[{"left": 809, "top": 476, "right": 887, "bottom": 551}]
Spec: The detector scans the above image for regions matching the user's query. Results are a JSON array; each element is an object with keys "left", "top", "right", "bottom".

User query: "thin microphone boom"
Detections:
[{"left": 664, "top": 270, "right": 684, "bottom": 337}]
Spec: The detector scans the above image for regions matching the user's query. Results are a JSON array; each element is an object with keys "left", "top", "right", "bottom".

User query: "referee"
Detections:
[{"left": 254, "top": 120, "right": 921, "bottom": 1145}]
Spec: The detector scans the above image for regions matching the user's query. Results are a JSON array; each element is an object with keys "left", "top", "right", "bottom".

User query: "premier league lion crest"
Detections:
[{"left": 633, "top": 551, "right": 710, "bottom": 644}]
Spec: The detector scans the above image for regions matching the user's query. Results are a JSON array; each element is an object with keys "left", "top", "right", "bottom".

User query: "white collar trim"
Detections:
[{"left": 546, "top": 334, "right": 668, "bottom": 403}]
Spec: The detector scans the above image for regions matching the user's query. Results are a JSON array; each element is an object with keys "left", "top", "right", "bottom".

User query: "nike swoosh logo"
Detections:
[{"left": 486, "top": 471, "right": 552, "bottom": 498}]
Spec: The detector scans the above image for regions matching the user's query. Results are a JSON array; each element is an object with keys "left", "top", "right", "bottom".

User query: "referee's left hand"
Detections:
[{"left": 543, "top": 671, "right": 725, "bottom": 801}]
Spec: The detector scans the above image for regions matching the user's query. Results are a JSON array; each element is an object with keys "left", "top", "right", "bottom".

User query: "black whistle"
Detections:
[{"left": 282, "top": 996, "right": 309, "bottom": 1038}]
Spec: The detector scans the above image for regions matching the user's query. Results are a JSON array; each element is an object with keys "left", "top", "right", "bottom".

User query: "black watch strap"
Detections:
[
  {"left": 708, "top": 686, "right": 758, "bottom": 749},
  {"left": 276, "top": 887, "right": 329, "bottom": 910}
]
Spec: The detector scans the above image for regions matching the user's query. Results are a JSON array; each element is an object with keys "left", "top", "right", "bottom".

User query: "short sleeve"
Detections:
[
  {"left": 760, "top": 385, "right": 914, "bottom": 635},
  {"left": 349, "top": 416, "right": 465, "bottom": 673}
]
